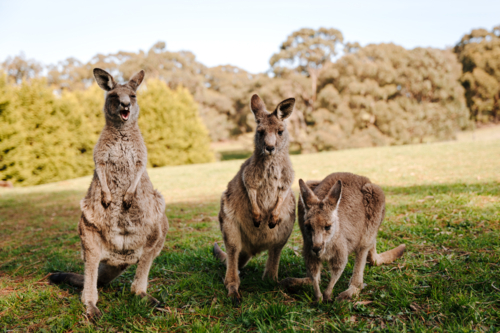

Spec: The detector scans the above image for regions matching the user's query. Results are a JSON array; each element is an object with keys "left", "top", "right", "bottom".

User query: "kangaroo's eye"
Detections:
[
  {"left": 325, "top": 226, "right": 331, "bottom": 231},
  {"left": 278, "top": 130, "right": 283, "bottom": 136},
  {"left": 130, "top": 95, "right": 136, "bottom": 98},
  {"left": 258, "top": 130, "right": 265, "bottom": 136}
]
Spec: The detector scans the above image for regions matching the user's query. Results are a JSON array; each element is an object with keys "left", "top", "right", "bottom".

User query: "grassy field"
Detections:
[{"left": 1, "top": 132, "right": 499, "bottom": 332}]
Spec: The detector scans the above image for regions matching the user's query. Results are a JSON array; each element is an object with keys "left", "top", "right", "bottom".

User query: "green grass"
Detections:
[{"left": 1, "top": 136, "right": 499, "bottom": 332}]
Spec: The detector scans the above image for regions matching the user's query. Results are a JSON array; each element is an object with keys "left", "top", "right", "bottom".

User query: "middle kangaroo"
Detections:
[{"left": 214, "top": 94, "right": 296, "bottom": 305}]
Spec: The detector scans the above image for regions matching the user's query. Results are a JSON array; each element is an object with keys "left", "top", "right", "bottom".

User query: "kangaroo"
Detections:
[
  {"left": 49, "top": 68, "right": 168, "bottom": 318},
  {"left": 281, "top": 172, "right": 405, "bottom": 302},
  {"left": 213, "top": 94, "right": 296, "bottom": 306}
]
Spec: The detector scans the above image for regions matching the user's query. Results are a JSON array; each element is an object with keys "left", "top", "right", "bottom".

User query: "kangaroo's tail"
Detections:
[
  {"left": 367, "top": 244, "right": 405, "bottom": 266},
  {"left": 213, "top": 242, "right": 227, "bottom": 263},
  {"left": 48, "top": 272, "right": 85, "bottom": 288}
]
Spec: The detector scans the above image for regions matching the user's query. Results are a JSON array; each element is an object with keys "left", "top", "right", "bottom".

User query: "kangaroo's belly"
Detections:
[{"left": 99, "top": 220, "right": 152, "bottom": 265}]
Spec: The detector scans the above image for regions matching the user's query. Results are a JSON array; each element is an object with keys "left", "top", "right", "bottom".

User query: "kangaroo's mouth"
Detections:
[{"left": 120, "top": 109, "right": 130, "bottom": 121}]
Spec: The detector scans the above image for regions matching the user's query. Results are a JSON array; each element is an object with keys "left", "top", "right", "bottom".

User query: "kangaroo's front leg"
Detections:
[
  {"left": 269, "top": 187, "right": 290, "bottom": 229},
  {"left": 269, "top": 166, "right": 293, "bottom": 229},
  {"left": 222, "top": 220, "right": 243, "bottom": 306},
  {"left": 246, "top": 187, "right": 263, "bottom": 227},
  {"left": 337, "top": 247, "right": 369, "bottom": 301},
  {"left": 324, "top": 251, "right": 348, "bottom": 302},
  {"left": 309, "top": 259, "right": 323, "bottom": 302},
  {"left": 124, "top": 160, "right": 145, "bottom": 208},
  {"left": 95, "top": 162, "right": 111, "bottom": 207},
  {"left": 80, "top": 224, "right": 102, "bottom": 319}
]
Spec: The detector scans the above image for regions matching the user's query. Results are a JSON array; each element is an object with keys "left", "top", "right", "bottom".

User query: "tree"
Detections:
[
  {"left": 1, "top": 53, "right": 42, "bottom": 84},
  {"left": 312, "top": 43, "right": 471, "bottom": 151},
  {"left": 269, "top": 28, "right": 344, "bottom": 105},
  {"left": 454, "top": 26, "right": 500, "bottom": 123}
]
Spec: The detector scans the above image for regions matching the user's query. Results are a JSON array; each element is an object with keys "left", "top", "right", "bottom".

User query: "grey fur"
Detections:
[
  {"left": 49, "top": 68, "right": 168, "bottom": 319},
  {"left": 214, "top": 94, "right": 296, "bottom": 306},
  {"left": 281, "top": 172, "right": 405, "bottom": 302}
]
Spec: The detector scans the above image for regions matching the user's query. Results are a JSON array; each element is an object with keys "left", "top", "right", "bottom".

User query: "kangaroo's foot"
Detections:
[
  {"left": 86, "top": 304, "right": 102, "bottom": 320},
  {"left": 336, "top": 285, "right": 361, "bottom": 301},
  {"left": 226, "top": 283, "right": 241, "bottom": 307}
]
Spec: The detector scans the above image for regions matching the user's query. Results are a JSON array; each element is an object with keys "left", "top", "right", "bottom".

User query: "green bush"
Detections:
[
  {"left": 138, "top": 79, "right": 215, "bottom": 167},
  {"left": 0, "top": 75, "right": 96, "bottom": 186},
  {"left": 0, "top": 74, "right": 214, "bottom": 186}
]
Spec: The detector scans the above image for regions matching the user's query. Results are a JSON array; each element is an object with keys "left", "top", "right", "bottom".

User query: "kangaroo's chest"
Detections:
[
  {"left": 105, "top": 140, "right": 138, "bottom": 191},
  {"left": 256, "top": 163, "right": 282, "bottom": 211},
  {"left": 107, "top": 140, "right": 137, "bottom": 169}
]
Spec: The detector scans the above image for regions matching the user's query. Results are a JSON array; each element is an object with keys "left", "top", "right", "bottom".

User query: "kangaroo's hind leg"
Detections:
[
  {"left": 79, "top": 216, "right": 103, "bottom": 319},
  {"left": 131, "top": 220, "right": 167, "bottom": 306},
  {"left": 337, "top": 247, "right": 370, "bottom": 301},
  {"left": 263, "top": 246, "right": 283, "bottom": 281}
]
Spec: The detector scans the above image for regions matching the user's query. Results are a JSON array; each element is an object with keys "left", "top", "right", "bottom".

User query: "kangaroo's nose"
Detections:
[
  {"left": 265, "top": 146, "right": 275, "bottom": 153},
  {"left": 120, "top": 101, "right": 130, "bottom": 108},
  {"left": 312, "top": 246, "right": 322, "bottom": 255}
]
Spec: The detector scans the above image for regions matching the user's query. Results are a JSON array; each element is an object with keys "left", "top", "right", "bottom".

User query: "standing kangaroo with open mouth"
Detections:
[
  {"left": 49, "top": 69, "right": 168, "bottom": 318},
  {"left": 213, "top": 94, "right": 296, "bottom": 306}
]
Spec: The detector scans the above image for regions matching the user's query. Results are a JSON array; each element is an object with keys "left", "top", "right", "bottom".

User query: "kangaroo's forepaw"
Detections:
[
  {"left": 268, "top": 217, "right": 281, "bottom": 229},
  {"left": 86, "top": 304, "right": 102, "bottom": 320},
  {"left": 252, "top": 213, "right": 262, "bottom": 228},
  {"left": 101, "top": 191, "right": 112, "bottom": 207},
  {"left": 123, "top": 191, "right": 134, "bottom": 209}
]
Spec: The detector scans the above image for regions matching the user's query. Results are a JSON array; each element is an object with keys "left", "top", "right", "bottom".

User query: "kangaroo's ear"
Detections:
[
  {"left": 93, "top": 68, "right": 116, "bottom": 91},
  {"left": 250, "top": 94, "right": 268, "bottom": 120},
  {"left": 324, "top": 180, "right": 342, "bottom": 208},
  {"left": 273, "top": 97, "right": 295, "bottom": 120},
  {"left": 299, "top": 179, "right": 320, "bottom": 208},
  {"left": 128, "top": 70, "right": 145, "bottom": 91}
]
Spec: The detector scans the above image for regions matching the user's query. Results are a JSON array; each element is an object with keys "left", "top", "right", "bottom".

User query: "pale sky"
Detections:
[{"left": 1, "top": 0, "right": 499, "bottom": 74}]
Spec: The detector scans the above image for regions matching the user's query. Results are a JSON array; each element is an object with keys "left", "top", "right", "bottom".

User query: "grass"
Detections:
[{"left": 1, "top": 131, "right": 499, "bottom": 332}]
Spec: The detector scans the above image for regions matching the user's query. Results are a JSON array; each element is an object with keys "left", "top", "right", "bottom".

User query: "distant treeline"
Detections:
[{"left": 1, "top": 26, "right": 499, "bottom": 185}]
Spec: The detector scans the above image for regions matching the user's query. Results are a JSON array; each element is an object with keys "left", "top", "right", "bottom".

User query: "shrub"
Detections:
[
  {"left": 0, "top": 74, "right": 214, "bottom": 186},
  {"left": 138, "top": 79, "right": 214, "bottom": 167}
]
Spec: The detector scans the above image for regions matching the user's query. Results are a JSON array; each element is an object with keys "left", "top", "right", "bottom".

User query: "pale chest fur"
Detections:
[
  {"left": 249, "top": 159, "right": 288, "bottom": 214},
  {"left": 104, "top": 138, "right": 143, "bottom": 194}
]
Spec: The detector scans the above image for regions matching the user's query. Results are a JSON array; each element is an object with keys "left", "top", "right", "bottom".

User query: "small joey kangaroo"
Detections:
[
  {"left": 213, "top": 94, "right": 296, "bottom": 306},
  {"left": 49, "top": 68, "right": 169, "bottom": 318},
  {"left": 281, "top": 172, "right": 405, "bottom": 302}
]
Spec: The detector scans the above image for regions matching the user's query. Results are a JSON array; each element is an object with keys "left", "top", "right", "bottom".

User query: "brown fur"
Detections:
[
  {"left": 214, "top": 94, "right": 296, "bottom": 306},
  {"left": 49, "top": 68, "right": 168, "bottom": 318},
  {"left": 281, "top": 172, "right": 405, "bottom": 302}
]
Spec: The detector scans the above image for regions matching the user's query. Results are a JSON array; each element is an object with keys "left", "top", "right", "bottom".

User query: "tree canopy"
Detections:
[{"left": 454, "top": 26, "right": 500, "bottom": 123}]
